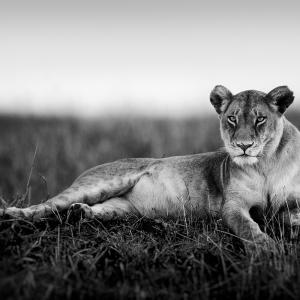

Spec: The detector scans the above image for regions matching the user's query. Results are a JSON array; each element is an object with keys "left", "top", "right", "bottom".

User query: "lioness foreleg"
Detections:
[{"left": 222, "top": 200, "right": 275, "bottom": 252}]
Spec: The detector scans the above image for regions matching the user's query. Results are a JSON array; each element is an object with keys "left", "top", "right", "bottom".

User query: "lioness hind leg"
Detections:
[
  {"left": 0, "top": 190, "right": 83, "bottom": 221},
  {"left": 0, "top": 170, "right": 147, "bottom": 221},
  {"left": 68, "top": 198, "right": 137, "bottom": 220}
]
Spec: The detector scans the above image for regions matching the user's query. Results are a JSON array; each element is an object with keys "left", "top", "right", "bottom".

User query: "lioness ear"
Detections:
[
  {"left": 210, "top": 85, "right": 233, "bottom": 114},
  {"left": 266, "top": 86, "right": 294, "bottom": 114}
]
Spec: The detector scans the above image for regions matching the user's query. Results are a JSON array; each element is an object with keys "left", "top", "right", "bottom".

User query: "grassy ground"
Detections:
[{"left": 1, "top": 113, "right": 300, "bottom": 299}]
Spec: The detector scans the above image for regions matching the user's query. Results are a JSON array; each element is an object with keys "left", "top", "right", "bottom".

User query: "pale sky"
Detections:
[{"left": 0, "top": 0, "right": 300, "bottom": 117}]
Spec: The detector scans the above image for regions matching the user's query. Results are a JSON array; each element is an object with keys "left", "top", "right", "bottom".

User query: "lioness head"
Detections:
[{"left": 210, "top": 85, "right": 294, "bottom": 166}]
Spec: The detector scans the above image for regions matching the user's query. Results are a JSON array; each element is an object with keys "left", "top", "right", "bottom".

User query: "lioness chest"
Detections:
[{"left": 228, "top": 160, "right": 300, "bottom": 212}]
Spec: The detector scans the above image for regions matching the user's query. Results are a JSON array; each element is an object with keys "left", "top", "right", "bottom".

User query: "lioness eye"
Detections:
[
  {"left": 256, "top": 116, "right": 266, "bottom": 124},
  {"left": 227, "top": 116, "right": 237, "bottom": 125}
]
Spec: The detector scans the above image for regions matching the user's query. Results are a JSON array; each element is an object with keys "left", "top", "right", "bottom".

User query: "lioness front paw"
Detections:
[
  {"left": 68, "top": 203, "right": 95, "bottom": 220},
  {"left": 244, "top": 234, "right": 278, "bottom": 255}
]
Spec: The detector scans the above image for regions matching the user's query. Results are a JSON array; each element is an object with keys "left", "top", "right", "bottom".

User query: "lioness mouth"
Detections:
[{"left": 238, "top": 154, "right": 256, "bottom": 158}]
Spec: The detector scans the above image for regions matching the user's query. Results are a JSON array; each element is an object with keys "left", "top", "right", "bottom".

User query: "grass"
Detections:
[
  {"left": 1, "top": 214, "right": 300, "bottom": 300},
  {"left": 1, "top": 113, "right": 300, "bottom": 299}
]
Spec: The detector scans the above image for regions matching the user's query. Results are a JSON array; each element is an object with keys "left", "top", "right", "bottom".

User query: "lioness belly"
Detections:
[
  {"left": 125, "top": 168, "right": 210, "bottom": 218},
  {"left": 125, "top": 174, "right": 187, "bottom": 217}
]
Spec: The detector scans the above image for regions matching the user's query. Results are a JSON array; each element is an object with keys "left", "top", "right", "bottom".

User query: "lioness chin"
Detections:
[{"left": 1, "top": 85, "right": 300, "bottom": 252}]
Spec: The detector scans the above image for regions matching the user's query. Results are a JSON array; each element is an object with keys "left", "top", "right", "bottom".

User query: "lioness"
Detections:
[{"left": 1, "top": 86, "right": 300, "bottom": 250}]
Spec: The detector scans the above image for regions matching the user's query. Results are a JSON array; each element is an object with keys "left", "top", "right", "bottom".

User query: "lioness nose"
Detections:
[{"left": 236, "top": 142, "right": 254, "bottom": 152}]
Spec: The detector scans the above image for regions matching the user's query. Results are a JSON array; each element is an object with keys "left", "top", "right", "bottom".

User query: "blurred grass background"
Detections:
[{"left": 0, "top": 111, "right": 300, "bottom": 204}]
